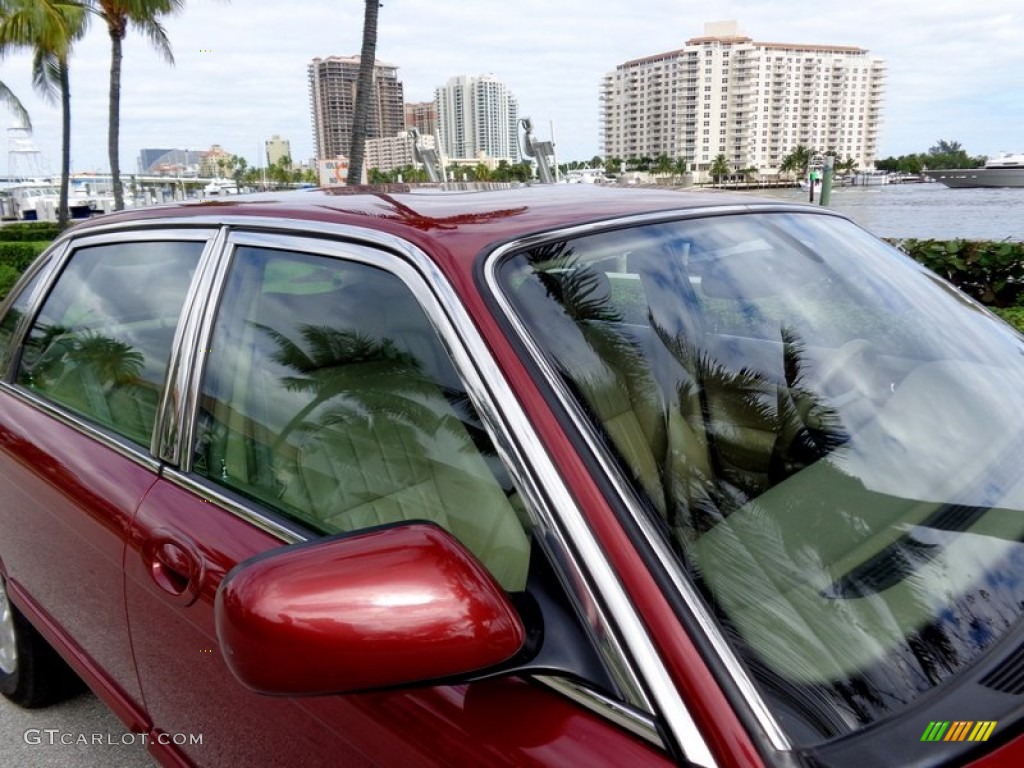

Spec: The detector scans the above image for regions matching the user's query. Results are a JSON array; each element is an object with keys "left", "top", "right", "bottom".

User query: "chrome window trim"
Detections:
[
  {"left": 166, "top": 224, "right": 669, "bottom": 736},
  {"left": 158, "top": 467, "right": 310, "bottom": 544},
  {"left": 0, "top": 384, "right": 161, "bottom": 473},
  {"left": 484, "top": 206, "right": 800, "bottom": 757},
  {"left": 533, "top": 675, "right": 665, "bottom": 749},
  {"left": 155, "top": 227, "right": 230, "bottom": 462}
]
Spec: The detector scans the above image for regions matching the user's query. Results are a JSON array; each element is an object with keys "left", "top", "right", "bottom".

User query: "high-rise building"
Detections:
[
  {"left": 308, "top": 55, "right": 405, "bottom": 161},
  {"left": 404, "top": 101, "right": 438, "bottom": 140},
  {"left": 601, "top": 21, "right": 886, "bottom": 175},
  {"left": 435, "top": 75, "right": 519, "bottom": 162},
  {"left": 265, "top": 135, "right": 292, "bottom": 167}
]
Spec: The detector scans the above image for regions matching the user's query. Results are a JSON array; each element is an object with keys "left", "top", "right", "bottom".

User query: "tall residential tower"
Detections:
[
  {"left": 308, "top": 55, "right": 405, "bottom": 160},
  {"left": 601, "top": 21, "right": 886, "bottom": 175},
  {"left": 435, "top": 75, "right": 520, "bottom": 162}
]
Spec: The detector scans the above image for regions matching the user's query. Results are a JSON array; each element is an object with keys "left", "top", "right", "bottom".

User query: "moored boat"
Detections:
[{"left": 924, "top": 152, "right": 1024, "bottom": 188}]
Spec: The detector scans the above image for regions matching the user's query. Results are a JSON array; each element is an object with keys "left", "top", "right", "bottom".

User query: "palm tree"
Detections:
[
  {"left": 779, "top": 144, "right": 814, "bottom": 182},
  {"left": 672, "top": 156, "right": 687, "bottom": 184},
  {"left": 0, "top": 0, "right": 86, "bottom": 228},
  {"left": 710, "top": 153, "right": 730, "bottom": 185},
  {"left": 346, "top": 0, "right": 380, "bottom": 186},
  {"left": 91, "top": 1, "right": 185, "bottom": 211},
  {"left": 653, "top": 153, "right": 673, "bottom": 180}
]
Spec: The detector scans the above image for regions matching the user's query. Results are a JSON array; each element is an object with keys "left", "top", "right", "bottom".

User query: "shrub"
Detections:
[
  {"left": 993, "top": 307, "right": 1024, "bottom": 335},
  {"left": 0, "top": 221, "right": 62, "bottom": 242},
  {"left": 890, "top": 238, "right": 1024, "bottom": 308},
  {"left": 0, "top": 241, "right": 50, "bottom": 273},
  {"left": 0, "top": 264, "right": 21, "bottom": 301}
]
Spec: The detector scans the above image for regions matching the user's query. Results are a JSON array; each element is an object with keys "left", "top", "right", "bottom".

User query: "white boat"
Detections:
[
  {"left": 202, "top": 178, "right": 240, "bottom": 196},
  {"left": 2, "top": 180, "right": 104, "bottom": 221},
  {"left": 923, "top": 152, "right": 1024, "bottom": 188}
]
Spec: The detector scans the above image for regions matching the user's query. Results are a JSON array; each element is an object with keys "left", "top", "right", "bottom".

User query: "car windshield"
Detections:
[{"left": 496, "top": 211, "right": 1024, "bottom": 745}]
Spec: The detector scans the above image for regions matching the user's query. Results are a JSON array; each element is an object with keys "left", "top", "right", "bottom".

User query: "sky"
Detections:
[{"left": 1, "top": 0, "right": 1022, "bottom": 175}]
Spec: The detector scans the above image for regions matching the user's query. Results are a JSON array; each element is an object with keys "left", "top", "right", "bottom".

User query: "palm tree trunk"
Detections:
[
  {"left": 108, "top": 31, "right": 124, "bottom": 210},
  {"left": 58, "top": 58, "right": 71, "bottom": 229},
  {"left": 346, "top": 0, "right": 380, "bottom": 186}
]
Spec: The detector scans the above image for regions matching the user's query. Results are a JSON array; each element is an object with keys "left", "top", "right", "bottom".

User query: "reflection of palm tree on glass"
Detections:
[
  {"left": 261, "top": 323, "right": 471, "bottom": 457},
  {"left": 66, "top": 332, "right": 144, "bottom": 384}
]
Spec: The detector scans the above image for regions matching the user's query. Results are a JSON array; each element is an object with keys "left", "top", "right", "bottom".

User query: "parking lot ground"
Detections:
[{"left": 1, "top": 689, "right": 156, "bottom": 767}]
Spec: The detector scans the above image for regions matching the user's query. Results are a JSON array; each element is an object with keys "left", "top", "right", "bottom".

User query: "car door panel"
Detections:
[
  {"left": 127, "top": 478, "right": 671, "bottom": 766},
  {"left": 0, "top": 394, "right": 153, "bottom": 718}
]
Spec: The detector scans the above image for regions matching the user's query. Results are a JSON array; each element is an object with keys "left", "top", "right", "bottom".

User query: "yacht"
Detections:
[{"left": 924, "top": 152, "right": 1024, "bottom": 188}]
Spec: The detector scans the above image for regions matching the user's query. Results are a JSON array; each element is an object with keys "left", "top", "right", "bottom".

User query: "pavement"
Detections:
[{"left": 0, "top": 689, "right": 155, "bottom": 767}]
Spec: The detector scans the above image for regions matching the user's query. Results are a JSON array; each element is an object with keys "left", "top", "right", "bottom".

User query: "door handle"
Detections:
[{"left": 141, "top": 532, "right": 205, "bottom": 606}]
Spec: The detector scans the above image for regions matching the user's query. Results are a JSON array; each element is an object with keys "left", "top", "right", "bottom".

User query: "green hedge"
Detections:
[
  {"left": 0, "top": 264, "right": 20, "bottom": 300},
  {"left": 0, "top": 221, "right": 62, "bottom": 242},
  {"left": 890, "top": 238, "right": 1024, "bottom": 308},
  {"left": 0, "top": 241, "right": 51, "bottom": 273}
]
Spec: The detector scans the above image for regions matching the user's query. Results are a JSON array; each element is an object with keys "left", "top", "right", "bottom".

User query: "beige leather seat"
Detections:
[{"left": 282, "top": 366, "right": 531, "bottom": 591}]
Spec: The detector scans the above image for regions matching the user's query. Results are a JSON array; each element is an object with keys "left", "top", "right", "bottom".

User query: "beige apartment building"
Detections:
[
  {"left": 364, "top": 131, "right": 438, "bottom": 174},
  {"left": 265, "top": 134, "right": 292, "bottom": 167},
  {"left": 601, "top": 21, "right": 886, "bottom": 176}
]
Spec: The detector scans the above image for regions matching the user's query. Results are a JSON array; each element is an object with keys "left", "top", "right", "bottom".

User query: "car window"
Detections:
[
  {"left": 15, "top": 241, "right": 203, "bottom": 446},
  {"left": 497, "top": 212, "right": 1024, "bottom": 745},
  {"left": 192, "top": 245, "right": 531, "bottom": 592}
]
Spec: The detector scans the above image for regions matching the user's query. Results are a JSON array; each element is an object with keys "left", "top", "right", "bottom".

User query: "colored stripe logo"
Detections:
[{"left": 921, "top": 721, "right": 997, "bottom": 742}]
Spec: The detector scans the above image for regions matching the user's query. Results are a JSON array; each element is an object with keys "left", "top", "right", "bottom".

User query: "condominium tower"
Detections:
[
  {"left": 435, "top": 75, "right": 520, "bottom": 162},
  {"left": 601, "top": 21, "right": 886, "bottom": 174},
  {"left": 308, "top": 55, "right": 405, "bottom": 160}
]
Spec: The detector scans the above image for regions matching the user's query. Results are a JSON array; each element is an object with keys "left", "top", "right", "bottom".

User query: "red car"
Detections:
[{"left": 2, "top": 186, "right": 1024, "bottom": 767}]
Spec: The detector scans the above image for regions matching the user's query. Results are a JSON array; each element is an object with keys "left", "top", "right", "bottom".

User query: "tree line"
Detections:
[{"left": 874, "top": 140, "right": 985, "bottom": 174}]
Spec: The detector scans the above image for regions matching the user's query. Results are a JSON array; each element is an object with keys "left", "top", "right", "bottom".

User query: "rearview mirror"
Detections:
[{"left": 215, "top": 523, "right": 526, "bottom": 695}]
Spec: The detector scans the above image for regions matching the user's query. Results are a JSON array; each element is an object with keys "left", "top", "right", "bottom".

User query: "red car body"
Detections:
[{"left": 2, "top": 186, "right": 1023, "bottom": 767}]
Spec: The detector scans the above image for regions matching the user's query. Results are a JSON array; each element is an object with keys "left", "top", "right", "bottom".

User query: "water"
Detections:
[{"left": 743, "top": 183, "right": 1024, "bottom": 242}]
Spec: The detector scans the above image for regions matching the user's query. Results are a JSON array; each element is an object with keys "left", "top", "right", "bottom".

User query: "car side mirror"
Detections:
[{"left": 215, "top": 523, "right": 526, "bottom": 695}]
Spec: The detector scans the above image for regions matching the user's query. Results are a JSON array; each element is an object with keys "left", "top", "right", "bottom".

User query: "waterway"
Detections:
[{"left": 742, "top": 183, "right": 1024, "bottom": 242}]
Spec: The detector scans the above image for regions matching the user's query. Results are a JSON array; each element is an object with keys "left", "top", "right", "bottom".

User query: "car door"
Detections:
[
  {"left": 125, "top": 230, "right": 675, "bottom": 766},
  {"left": 0, "top": 232, "right": 209, "bottom": 726}
]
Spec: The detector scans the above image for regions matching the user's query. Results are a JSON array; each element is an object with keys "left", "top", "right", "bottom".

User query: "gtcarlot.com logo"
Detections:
[{"left": 921, "top": 721, "right": 997, "bottom": 743}]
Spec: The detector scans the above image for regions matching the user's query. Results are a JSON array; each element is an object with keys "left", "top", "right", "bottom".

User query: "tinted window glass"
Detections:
[
  {"left": 16, "top": 241, "right": 203, "bottom": 445},
  {"left": 498, "top": 213, "right": 1024, "bottom": 744},
  {"left": 193, "top": 246, "right": 531, "bottom": 591}
]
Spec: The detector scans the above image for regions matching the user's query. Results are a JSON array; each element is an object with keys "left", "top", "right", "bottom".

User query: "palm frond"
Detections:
[{"left": 0, "top": 80, "right": 31, "bottom": 128}]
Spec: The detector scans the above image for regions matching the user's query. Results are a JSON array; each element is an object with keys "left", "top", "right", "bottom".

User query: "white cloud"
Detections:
[{"left": 0, "top": 0, "right": 1020, "bottom": 173}]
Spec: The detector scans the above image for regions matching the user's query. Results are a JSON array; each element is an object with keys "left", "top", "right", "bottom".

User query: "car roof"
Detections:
[{"left": 69, "top": 184, "right": 823, "bottom": 273}]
